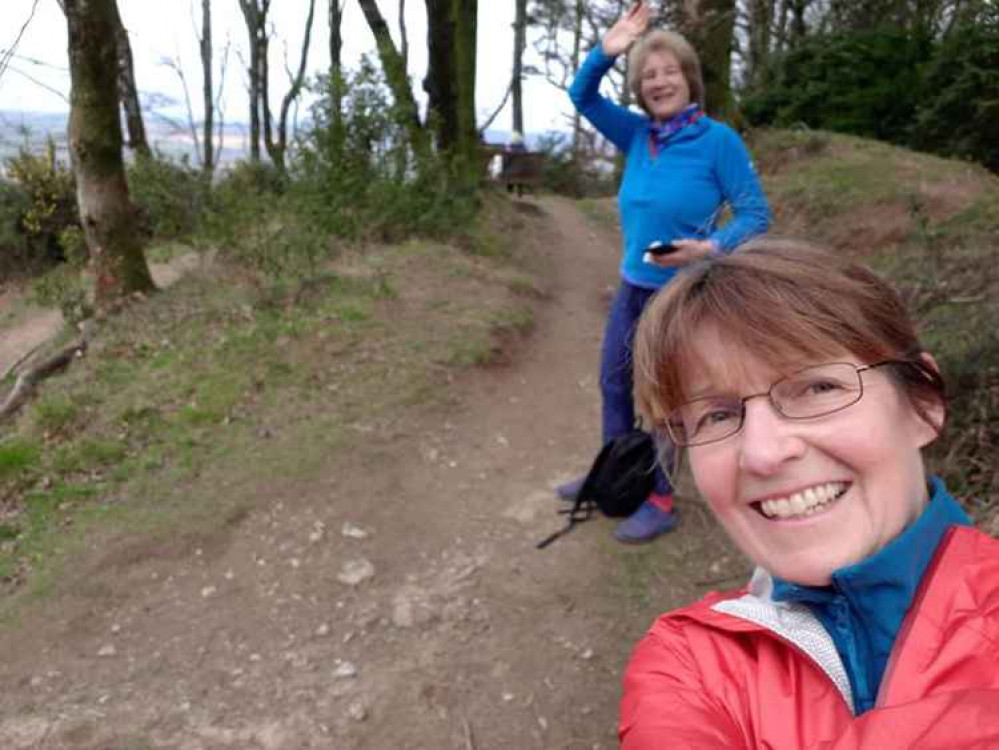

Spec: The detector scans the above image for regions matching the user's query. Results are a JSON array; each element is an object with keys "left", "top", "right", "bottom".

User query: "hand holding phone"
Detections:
[
  {"left": 647, "top": 240, "right": 680, "bottom": 256},
  {"left": 643, "top": 240, "right": 680, "bottom": 264}
]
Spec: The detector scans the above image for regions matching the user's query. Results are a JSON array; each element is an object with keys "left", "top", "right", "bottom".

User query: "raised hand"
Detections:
[{"left": 601, "top": 1, "right": 652, "bottom": 57}]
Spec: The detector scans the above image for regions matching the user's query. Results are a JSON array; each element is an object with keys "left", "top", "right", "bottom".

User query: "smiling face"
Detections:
[
  {"left": 681, "top": 325, "right": 941, "bottom": 586},
  {"left": 639, "top": 50, "right": 691, "bottom": 122}
]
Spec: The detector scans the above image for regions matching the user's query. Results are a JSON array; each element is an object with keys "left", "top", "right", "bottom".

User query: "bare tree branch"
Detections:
[
  {"left": 162, "top": 54, "right": 203, "bottom": 165},
  {"left": 0, "top": 0, "right": 42, "bottom": 84},
  {"left": 3, "top": 65, "right": 71, "bottom": 103},
  {"left": 479, "top": 77, "right": 514, "bottom": 134}
]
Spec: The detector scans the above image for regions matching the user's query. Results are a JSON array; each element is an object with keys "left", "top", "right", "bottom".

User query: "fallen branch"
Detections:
[
  {"left": 0, "top": 340, "right": 46, "bottom": 383},
  {"left": 0, "top": 336, "right": 87, "bottom": 422}
]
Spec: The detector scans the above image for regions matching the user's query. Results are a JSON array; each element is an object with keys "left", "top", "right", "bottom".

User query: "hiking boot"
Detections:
[
  {"left": 613, "top": 499, "right": 678, "bottom": 544},
  {"left": 555, "top": 475, "right": 587, "bottom": 501}
]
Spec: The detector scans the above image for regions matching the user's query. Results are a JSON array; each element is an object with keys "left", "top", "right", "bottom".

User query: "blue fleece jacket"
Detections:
[
  {"left": 568, "top": 46, "right": 770, "bottom": 289},
  {"left": 773, "top": 476, "right": 972, "bottom": 715}
]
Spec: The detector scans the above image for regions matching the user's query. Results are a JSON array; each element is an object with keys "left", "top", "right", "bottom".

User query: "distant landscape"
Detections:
[
  {"left": 0, "top": 109, "right": 251, "bottom": 169},
  {"left": 0, "top": 109, "right": 548, "bottom": 173}
]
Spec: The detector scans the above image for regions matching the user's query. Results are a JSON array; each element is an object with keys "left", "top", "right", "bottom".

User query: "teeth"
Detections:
[{"left": 759, "top": 483, "right": 847, "bottom": 520}]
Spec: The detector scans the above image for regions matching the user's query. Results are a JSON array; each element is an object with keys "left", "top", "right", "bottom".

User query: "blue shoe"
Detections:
[
  {"left": 613, "top": 500, "right": 678, "bottom": 544},
  {"left": 556, "top": 475, "right": 587, "bottom": 501}
]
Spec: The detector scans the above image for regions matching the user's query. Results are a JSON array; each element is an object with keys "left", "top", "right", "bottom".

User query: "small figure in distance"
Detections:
[
  {"left": 504, "top": 131, "right": 529, "bottom": 197},
  {"left": 560, "top": 0, "right": 770, "bottom": 544},
  {"left": 620, "top": 239, "right": 999, "bottom": 748}
]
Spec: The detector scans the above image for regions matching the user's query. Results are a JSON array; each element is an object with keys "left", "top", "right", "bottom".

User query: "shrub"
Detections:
[
  {"left": 3, "top": 140, "right": 79, "bottom": 269},
  {"left": 741, "top": 29, "right": 930, "bottom": 142},
  {"left": 127, "top": 151, "right": 209, "bottom": 239},
  {"left": 911, "top": 7, "right": 999, "bottom": 172},
  {"left": 0, "top": 177, "right": 32, "bottom": 277},
  {"left": 291, "top": 57, "right": 477, "bottom": 243},
  {"left": 30, "top": 265, "right": 92, "bottom": 326}
]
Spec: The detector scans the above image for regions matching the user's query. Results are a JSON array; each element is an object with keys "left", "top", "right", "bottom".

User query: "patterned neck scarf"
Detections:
[{"left": 649, "top": 104, "right": 704, "bottom": 153}]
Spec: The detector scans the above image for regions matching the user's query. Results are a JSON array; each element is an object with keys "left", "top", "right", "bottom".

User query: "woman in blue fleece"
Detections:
[{"left": 561, "top": 1, "right": 770, "bottom": 543}]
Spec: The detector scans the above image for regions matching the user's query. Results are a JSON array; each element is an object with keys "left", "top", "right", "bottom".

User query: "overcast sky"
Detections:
[{"left": 1, "top": 0, "right": 578, "bottom": 138}]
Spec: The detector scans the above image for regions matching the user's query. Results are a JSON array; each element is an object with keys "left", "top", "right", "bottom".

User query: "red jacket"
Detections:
[{"left": 620, "top": 526, "right": 999, "bottom": 749}]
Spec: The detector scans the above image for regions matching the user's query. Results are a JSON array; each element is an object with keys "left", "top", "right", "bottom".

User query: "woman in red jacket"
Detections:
[{"left": 623, "top": 239, "right": 999, "bottom": 749}]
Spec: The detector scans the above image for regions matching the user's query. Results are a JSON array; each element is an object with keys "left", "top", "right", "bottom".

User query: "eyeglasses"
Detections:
[{"left": 663, "top": 361, "right": 899, "bottom": 447}]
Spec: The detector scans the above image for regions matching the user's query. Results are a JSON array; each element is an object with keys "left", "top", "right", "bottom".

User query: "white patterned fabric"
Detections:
[{"left": 713, "top": 568, "right": 855, "bottom": 713}]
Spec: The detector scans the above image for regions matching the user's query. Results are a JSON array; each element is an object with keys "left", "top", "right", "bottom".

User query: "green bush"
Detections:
[
  {"left": 3, "top": 141, "right": 79, "bottom": 269},
  {"left": 30, "top": 265, "right": 92, "bottom": 326},
  {"left": 127, "top": 151, "right": 209, "bottom": 239},
  {"left": 742, "top": 29, "right": 930, "bottom": 143},
  {"left": 291, "top": 57, "right": 477, "bottom": 243},
  {"left": 911, "top": 7, "right": 999, "bottom": 172},
  {"left": 0, "top": 177, "right": 31, "bottom": 276}
]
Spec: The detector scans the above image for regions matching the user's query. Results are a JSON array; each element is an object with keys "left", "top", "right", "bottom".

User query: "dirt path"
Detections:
[{"left": 0, "top": 200, "right": 735, "bottom": 749}]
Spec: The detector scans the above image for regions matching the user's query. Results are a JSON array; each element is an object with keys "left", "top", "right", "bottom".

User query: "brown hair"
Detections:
[
  {"left": 627, "top": 30, "right": 705, "bottom": 113},
  {"left": 634, "top": 239, "right": 946, "bottom": 434}
]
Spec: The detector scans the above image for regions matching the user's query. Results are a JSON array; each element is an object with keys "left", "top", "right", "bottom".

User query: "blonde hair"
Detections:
[
  {"left": 634, "top": 239, "right": 946, "bottom": 432},
  {"left": 627, "top": 30, "right": 705, "bottom": 114}
]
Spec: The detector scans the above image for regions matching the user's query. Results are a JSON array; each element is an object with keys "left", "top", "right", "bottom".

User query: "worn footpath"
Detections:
[{"left": 0, "top": 198, "right": 737, "bottom": 750}]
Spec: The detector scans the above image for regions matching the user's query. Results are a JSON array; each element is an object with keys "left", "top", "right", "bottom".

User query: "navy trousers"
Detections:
[{"left": 599, "top": 281, "right": 672, "bottom": 496}]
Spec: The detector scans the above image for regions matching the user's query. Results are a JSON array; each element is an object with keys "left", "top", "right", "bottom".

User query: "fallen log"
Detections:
[{"left": 0, "top": 337, "right": 88, "bottom": 422}]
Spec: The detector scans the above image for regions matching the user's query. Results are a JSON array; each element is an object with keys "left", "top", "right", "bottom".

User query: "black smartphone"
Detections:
[{"left": 646, "top": 240, "right": 680, "bottom": 256}]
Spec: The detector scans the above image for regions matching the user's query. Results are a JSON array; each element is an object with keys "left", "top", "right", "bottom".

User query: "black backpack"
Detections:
[{"left": 536, "top": 428, "right": 657, "bottom": 549}]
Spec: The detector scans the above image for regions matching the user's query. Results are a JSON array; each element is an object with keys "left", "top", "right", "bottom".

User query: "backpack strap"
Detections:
[{"left": 535, "top": 498, "right": 595, "bottom": 549}]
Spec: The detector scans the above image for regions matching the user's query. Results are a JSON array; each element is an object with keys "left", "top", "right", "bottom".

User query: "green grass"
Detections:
[{"left": 0, "top": 438, "right": 41, "bottom": 481}]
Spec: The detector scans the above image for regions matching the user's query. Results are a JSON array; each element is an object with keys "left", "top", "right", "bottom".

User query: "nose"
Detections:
[{"left": 737, "top": 396, "right": 805, "bottom": 476}]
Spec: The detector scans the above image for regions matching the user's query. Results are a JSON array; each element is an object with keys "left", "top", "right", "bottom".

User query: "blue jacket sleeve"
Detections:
[
  {"left": 568, "top": 46, "right": 647, "bottom": 154},
  {"left": 708, "top": 127, "right": 771, "bottom": 252}
]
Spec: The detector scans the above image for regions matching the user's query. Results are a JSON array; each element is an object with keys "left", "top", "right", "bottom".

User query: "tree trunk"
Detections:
[
  {"left": 359, "top": 0, "right": 431, "bottom": 157},
  {"left": 746, "top": 0, "right": 774, "bottom": 90},
  {"left": 424, "top": 0, "right": 477, "bottom": 169},
  {"left": 678, "top": 0, "right": 738, "bottom": 121},
  {"left": 571, "top": 0, "right": 584, "bottom": 159},
  {"left": 263, "top": 0, "right": 316, "bottom": 175},
  {"left": 329, "top": 0, "right": 345, "bottom": 141},
  {"left": 789, "top": 0, "right": 808, "bottom": 40},
  {"left": 399, "top": 0, "right": 410, "bottom": 69},
  {"left": 200, "top": 0, "right": 214, "bottom": 175},
  {"left": 453, "top": 0, "right": 478, "bottom": 170},
  {"left": 424, "top": 0, "right": 458, "bottom": 150},
  {"left": 110, "top": 1, "right": 149, "bottom": 157},
  {"left": 64, "top": 0, "right": 155, "bottom": 314},
  {"left": 237, "top": 0, "right": 267, "bottom": 161},
  {"left": 512, "top": 0, "right": 527, "bottom": 136}
]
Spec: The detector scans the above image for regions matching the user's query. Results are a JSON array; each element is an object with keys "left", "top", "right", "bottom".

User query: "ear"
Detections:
[{"left": 914, "top": 352, "right": 946, "bottom": 446}]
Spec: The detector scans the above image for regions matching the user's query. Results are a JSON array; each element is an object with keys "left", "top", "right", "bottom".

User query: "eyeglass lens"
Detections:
[{"left": 669, "top": 363, "right": 866, "bottom": 446}]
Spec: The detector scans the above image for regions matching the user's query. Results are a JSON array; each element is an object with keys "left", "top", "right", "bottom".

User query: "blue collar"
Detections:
[{"left": 772, "top": 476, "right": 972, "bottom": 712}]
